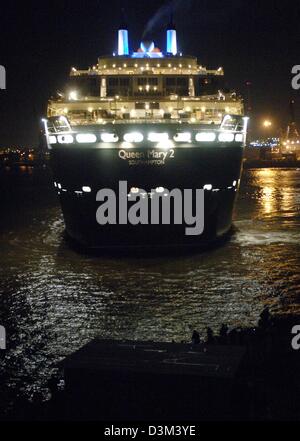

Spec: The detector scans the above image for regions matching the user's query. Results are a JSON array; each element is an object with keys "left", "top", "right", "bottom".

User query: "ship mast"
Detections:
[{"left": 286, "top": 100, "right": 300, "bottom": 139}]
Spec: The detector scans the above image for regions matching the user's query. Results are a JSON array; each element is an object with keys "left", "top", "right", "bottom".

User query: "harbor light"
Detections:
[{"left": 263, "top": 120, "right": 272, "bottom": 128}]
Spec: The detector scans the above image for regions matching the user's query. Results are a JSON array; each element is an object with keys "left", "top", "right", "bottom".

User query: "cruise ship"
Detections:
[{"left": 43, "top": 18, "right": 248, "bottom": 248}]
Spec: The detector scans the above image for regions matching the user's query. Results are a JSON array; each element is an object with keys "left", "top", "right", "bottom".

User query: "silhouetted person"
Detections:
[
  {"left": 192, "top": 330, "right": 200, "bottom": 345},
  {"left": 259, "top": 307, "right": 272, "bottom": 330},
  {"left": 228, "top": 328, "right": 238, "bottom": 345},
  {"left": 219, "top": 324, "right": 229, "bottom": 344},
  {"left": 206, "top": 327, "right": 214, "bottom": 344}
]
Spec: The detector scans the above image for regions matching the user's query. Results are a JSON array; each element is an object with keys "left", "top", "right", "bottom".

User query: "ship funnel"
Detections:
[
  {"left": 166, "top": 14, "right": 177, "bottom": 55},
  {"left": 118, "top": 9, "right": 129, "bottom": 56}
]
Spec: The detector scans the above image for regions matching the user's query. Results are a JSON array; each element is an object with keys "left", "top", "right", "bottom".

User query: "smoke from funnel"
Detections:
[{"left": 143, "top": 0, "right": 193, "bottom": 39}]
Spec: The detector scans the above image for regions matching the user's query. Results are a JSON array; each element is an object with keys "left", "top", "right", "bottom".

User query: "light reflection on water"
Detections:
[{"left": 0, "top": 168, "right": 299, "bottom": 409}]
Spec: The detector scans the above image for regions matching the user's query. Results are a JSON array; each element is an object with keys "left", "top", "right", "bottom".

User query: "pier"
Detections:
[{"left": 52, "top": 340, "right": 246, "bottom": 420}]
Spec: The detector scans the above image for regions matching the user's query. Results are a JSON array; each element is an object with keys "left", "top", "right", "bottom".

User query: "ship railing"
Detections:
[
  {"left": 44, "top": 116, "right": 72, "bottom": 134},
  {"left": 49, "top": 92, "right": 241, "bottom": 104},
  {"left": 44, "top": 114, "right": 247, "bottom": 131},
  {"left": 42, "top": 114, "right": 249, "bottom": 150},
  {"left": 220, "top": 115, "right": 247, "bottom": 132},
  {"left": 69, "top": 118, "right": 224, "bottom": 126}
]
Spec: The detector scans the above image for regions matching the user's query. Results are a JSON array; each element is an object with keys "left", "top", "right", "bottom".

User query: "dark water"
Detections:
[{"left": 0, "top": 166, "right": 299, "bottom": 412}]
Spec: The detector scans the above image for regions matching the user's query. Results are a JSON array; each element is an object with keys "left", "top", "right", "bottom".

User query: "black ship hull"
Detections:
[{"left": 50, "top": 141, "right": 244, "bottom": 248}]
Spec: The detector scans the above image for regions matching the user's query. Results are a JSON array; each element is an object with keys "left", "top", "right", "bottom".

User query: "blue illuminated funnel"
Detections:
[
  {"left": 118, "top": 10, "right": 129, "bottom": 56},
  {"left": 166, "top": 15, "right": 177, "bottom": 55}
]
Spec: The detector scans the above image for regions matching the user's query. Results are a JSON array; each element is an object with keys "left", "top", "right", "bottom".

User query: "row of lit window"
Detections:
[
  {"left": 54, "top": 182, "right": 238, "bottom": 195},
  {"left": 48, "top": 132, "right": 244, "bottom": 145},
  {"left": 96, "top": 63, "right": 194, "bottom": 70}
]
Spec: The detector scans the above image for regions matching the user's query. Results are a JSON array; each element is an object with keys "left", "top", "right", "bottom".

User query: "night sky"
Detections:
[{"left": 0, "top": 0, "right": 299, "bottom": 147}]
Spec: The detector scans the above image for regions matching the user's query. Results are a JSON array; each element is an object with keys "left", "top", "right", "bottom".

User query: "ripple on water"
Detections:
[{"left": 0, "top": 169, "right": 299, "bottom": 411}]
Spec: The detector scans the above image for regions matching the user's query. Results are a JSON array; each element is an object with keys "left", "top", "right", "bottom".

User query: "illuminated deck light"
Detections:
[
  {"left": 121, "top": 142, "right": 133, "bottom": 149},
  {"left": 203, "top": 185, "right": 213, "bottom": 191},
  {"left": 69, "top": 90, "right": 78, "bottom": 101},
  {"left": 148, "top": 132, "right": 169, "bottom": 143},
  {"left": 82, "top": 186, "right": 92, "bottom": 193},
  {"left": 235, "top": 134, "right": 244, "bottom": 142},
  {"left": 124, "top": 132, "right": 144, "bottom": 143},
  {"left": 156, "top": 187, "right": 165, "bottom": 193},
  {"left": 174, "top": 132, "right": 191, "bottom": 143},
  {"left": 76, "top": 134, "right": 97, "bottom": 143},
  {"left": 219, "top": 133, "right": 235, "bottom": 142},
  {"left": 57, "top": 134, "right": 74, "bottom": 144},
  {"left": 195, "top": 132, "right": 216, "bottom": 142},
  {"left": 101, "top": 133, "right": 119, "bottom": 143},
  {"left": 157, "top": 140, "right": 174, "bottom": 150}
]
